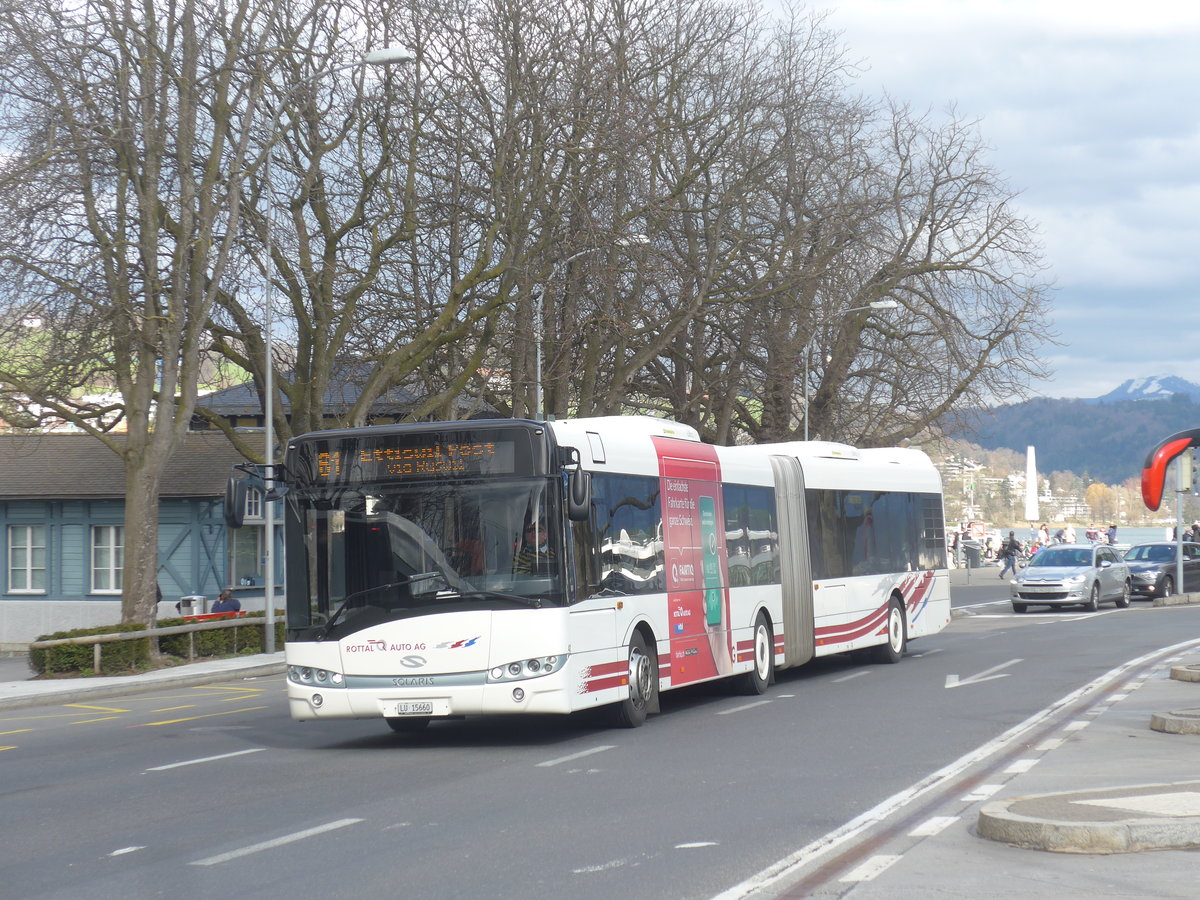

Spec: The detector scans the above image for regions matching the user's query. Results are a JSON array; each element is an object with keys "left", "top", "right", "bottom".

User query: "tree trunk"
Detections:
[{"left": 121, "top": 452, "right": 166, "bottom": 627}]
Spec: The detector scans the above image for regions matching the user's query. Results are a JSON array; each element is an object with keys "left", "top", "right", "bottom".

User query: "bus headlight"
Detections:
[
  {"left": 487, "top": 655, "right": 567, "bottom": 683},
  {"left": 289, "top": 666, "right": 347, "bottom": 688}
]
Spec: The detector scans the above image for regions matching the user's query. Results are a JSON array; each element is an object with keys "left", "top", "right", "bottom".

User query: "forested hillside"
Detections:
[{"left": 947, "top": 394, "right": 1200, "bottom": 484}]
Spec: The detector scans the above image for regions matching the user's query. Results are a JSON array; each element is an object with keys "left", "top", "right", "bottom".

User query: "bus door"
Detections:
[{"left": 771, "top": 456, "right": 814, "bottom": 666}]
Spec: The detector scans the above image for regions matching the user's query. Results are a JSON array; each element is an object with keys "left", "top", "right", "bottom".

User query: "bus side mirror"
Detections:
[
  {"left": 225, "top": 477, "right": 248, "bottom": 529},
  {"left": 567, "top": 469, "right": 591, "bottom": 522}
]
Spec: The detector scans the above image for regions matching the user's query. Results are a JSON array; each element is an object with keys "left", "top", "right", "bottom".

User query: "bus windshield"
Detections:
[{"left": 285, "top": 476, "right": 564, "bottom": 639}]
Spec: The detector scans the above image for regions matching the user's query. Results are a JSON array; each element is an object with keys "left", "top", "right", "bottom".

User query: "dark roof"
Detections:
[
  {"left": 197, "top": 363, "right": 423, "bottom": 417},
  {"left": 0, "top": 433, "right": 247, "bottom": 500}
]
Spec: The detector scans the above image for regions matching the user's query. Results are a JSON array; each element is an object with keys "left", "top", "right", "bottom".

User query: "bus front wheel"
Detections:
[
  {"left": 872, "top": 597, "right": 907, "bottom": 664},
  {"left": 614, "top": 631, "right": 657, "bottom": 728}
]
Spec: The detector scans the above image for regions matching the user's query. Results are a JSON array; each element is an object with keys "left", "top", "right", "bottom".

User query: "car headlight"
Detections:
[{"left": 1063, "top": 574, "right": 1087, "bottom": 585}]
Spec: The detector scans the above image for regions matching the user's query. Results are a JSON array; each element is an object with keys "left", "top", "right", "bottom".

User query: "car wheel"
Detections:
[
  {"left": 1084, "top": 583, "right": 1099, "bottom": 612},
  {"left": 1012, "top": 602, "right": 1028, "bottom": 614},
  {"left": 1116, "top": 579, "right": 1131, "bottom": 608},
  {"left": 1160, "top": 575, "right": 1174, "bottom": 598}
]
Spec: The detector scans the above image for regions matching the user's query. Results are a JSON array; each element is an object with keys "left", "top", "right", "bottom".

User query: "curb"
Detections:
[
  {"left": 977, "top": 780, "right": 1200, "bottom": 853},
  {"left": 1150, "top": 707, "right": 1200, "bottom": 735},
  {"left": 1171, "top": 664, "right": 1200, "bottom": 682},
  {"left": 1153, "top": 592, "right": 1200, "bottom": 607}
]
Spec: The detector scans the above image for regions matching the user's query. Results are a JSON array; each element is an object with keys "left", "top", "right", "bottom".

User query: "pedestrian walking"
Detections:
[{"left": 999, "top": 531, "right": 1022, "bottom": 578}]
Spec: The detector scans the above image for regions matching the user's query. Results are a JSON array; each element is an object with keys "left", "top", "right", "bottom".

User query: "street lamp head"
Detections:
[
  {"left": 363, "top": 46, "right": 416, "bottom": 66},
  {"left": 868, "top": 299, "right": 900, "bottom": 310}
]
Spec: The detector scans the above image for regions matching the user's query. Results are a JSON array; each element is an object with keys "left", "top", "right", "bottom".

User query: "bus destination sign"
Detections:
[{"left": 314, "top": 438, "right": 517, "bottom": 482}]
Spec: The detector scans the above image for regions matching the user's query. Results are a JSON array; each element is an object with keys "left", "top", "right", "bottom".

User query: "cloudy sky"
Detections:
[{"left": 772, "top": 1, "right": 1200, "bottom": 399}]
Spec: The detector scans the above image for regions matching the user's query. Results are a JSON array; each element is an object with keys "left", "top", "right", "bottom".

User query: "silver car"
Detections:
[{"left": 1010, "top": 543, "right": 1131, "bottom": 613}]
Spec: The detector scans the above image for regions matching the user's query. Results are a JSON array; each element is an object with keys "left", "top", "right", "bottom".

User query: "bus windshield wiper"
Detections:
[
  {"left": 444, "top": 589, "right": 542, "bottom": 609},
  {"left": 317, "top": 572, "right": 443, "bottom": 639}
]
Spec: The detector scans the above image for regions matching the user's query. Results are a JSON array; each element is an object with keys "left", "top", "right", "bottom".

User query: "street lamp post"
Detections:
[
  {"left": 802, "top": 299, "right": 899, "bottom": 441},
  {"left": 534, "top": 234, "right": 650, "bottom": 420},
  {"left": 259, "top": 46, "right": 413, "bottom": 652}
]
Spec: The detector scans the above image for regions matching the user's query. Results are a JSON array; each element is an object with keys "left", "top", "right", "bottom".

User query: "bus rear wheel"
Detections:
[
  {"left": 872, "top": 597, "right": 907, "bottom": 664},
  {"left": 734, "top": 613, "right": 774, "bottom": 695},
  {"left": 614, "top": 631, "right": 657, "bottom": 728}
]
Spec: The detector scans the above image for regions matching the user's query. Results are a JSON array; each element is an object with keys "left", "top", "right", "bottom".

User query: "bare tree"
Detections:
[{"left": 0, "top": 0, "right": 277, "bottom": 625}]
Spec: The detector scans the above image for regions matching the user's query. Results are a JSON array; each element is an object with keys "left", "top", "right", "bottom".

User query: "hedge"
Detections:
[
  {"left": 29, "top": 623, "right": 150, "bottom": 675},
  {"left": 30, "top": 615, "right": 285, "bottom": 676},
  {"left": 156, "top": 613, "right": 285, "bottom": 659}
]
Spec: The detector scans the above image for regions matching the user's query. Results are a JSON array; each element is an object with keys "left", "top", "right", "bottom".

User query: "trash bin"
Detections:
[
  {"left": 179, "top": 595, "right": 206, "bottom": 615},
  {"left": 960, "top": 541, "right": 983, "bottom": 569}
]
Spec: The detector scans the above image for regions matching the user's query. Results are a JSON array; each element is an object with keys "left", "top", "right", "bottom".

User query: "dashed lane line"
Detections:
[
  {"left": 717, "top": 700, "right": 772, "bottom": 715},
  {"left": 189, "top": 818, "right": 363, "bottom": 867},
  {"left": 536, "top": 745, "right": 616, "bottom": 768},
  {"left": 147, "top": 748, "right": 266, "bottom": 771}
]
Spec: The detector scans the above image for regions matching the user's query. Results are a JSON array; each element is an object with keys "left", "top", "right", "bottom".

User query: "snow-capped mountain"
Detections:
[{"left": 1090, "top": 376, "right": 1200, "bottom": 404}]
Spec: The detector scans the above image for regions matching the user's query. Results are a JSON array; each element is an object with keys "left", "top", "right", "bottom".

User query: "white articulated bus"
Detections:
[{"left": 239, "top": 416, "right": 950, "bottom": 732}]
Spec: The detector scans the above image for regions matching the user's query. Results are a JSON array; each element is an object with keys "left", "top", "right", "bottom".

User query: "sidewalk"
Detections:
[
  {"left": 796, "top": 649, "right": 1200, "bottom": 898},
  {"left": 0, "top": 651, "right": 285, "bottom": 710}
]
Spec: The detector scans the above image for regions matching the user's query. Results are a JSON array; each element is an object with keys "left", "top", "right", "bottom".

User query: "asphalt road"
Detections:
[{"left": 2, "top": 576, "right": 1196, "bottom": 900}]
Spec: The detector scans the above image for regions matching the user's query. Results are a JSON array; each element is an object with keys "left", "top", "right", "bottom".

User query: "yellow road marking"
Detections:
[
  {"left": 219, "top": 695, "right": 263, "bottom": 702},
  {"left": 152, "top": 706, "right": 196, "bottom": 712},
  {"left": 132, "top": 705, "right": 268, "bottom": 727},
  {"left": 70, "top": 716, "right": 121, "bottom": 724},
  {"left": 194, "top": 685, "right": 266, "bottom": 694},
  {"left": 0, "top": 729, "right": 33, "bottom": 736},
  {"left": 1, "top": 711, "right": 118, "bottom": 723},
  {"left": 0, "top": 746, "right": 15, "bottom": 752},
  {"left": 66, "top": 704, "right": 131, "bottom": 713}
]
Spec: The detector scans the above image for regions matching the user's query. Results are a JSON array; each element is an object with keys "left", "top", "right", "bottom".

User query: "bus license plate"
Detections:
[{"left": 385, "top": 699, "right": 448, "bottom": 717}]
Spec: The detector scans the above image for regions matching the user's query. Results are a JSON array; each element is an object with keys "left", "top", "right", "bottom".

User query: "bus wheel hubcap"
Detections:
[{"left": 629, "top": 649, "right": 651, "bottom": 705}]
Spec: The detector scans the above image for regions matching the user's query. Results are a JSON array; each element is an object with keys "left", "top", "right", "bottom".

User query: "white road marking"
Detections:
[
  {"left": 717, "top": 700, "right": 771, "bottom": 715},
  {"left": 675, "top": 841, "right": 719, "bottom": 849},
  {"left": 1004, "top": 758, "right": 1039, "bottom": 775},
  {"left": 839, "top": 854, "right": 901, "bottom": 882},
  {"left": 960, "top": 784, "right": 1005, "bottom": 803},
  {"left": 109, "top": 846, "right": 144, "bottom": 857},
  {"left": 1036, "top": 738, "right": 1065, "bottom": 752},
  {"left": 832, "top": 671, "right": 871, "bottom": 684},
  {"left": 945, "top": 658, "right": 1023, "bottom": 689},
  {"left": 1064, "top": 719, "right": 1091, "bottom": 731},
  {"left": 189, "top": 818, "right": 363, "bottom": 866},
  {"left": 572, "top": 857, "right": 631, "bottom": 874},
  {"left": 146, "top": 748, "right": 265, "bottom": 771},
  {"left": 712, "top": 635, "right": 1200, "bottom": 900},
  {"left": 907, "top": 816, "right": 959, "bottom": 837},
  {"left": 908, "top": 648, "right": 945, "bottom": 658},
  {"left": 536, "top": 745, "right": 615, "bottom": 767}
]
